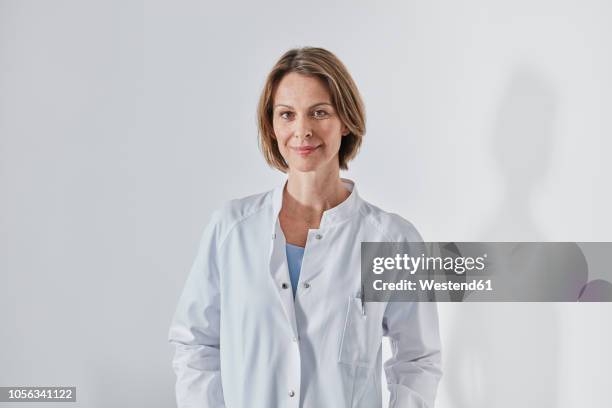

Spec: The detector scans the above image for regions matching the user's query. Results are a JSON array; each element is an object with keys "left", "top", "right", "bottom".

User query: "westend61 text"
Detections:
[{"left": 373, "top": 279, "right": 493, "bottom": 292}]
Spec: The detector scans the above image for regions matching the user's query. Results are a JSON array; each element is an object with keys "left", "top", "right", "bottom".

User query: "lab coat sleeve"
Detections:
[
  {"left": 382, "top": 229, "right": 442, "bottom": 407},
  {"left": 168, "top": 212, "right": 226, "bottom": 408},
  {"left": 383, "top": 301, "right": 442, "bottom": 407}
]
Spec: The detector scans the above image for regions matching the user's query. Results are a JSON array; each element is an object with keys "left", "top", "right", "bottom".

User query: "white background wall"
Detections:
[{"left": 1, "top": 1, "right": 611, "bottom": 407}]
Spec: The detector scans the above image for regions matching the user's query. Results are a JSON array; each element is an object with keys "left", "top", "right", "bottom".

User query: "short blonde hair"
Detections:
[{"left": 257, "top": 47, "right": 366, "bottom": 172}]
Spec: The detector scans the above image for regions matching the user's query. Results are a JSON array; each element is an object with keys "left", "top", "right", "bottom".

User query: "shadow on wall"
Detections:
[
  {"left": 444, "top": 66, "right": 560, "bottom": 408},
  {"left": 482, "top": 66, "right": 557, "bottom": 242}
]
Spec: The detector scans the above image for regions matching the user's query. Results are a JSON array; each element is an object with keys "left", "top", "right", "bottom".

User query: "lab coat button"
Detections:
[
  {"left": 288, "top": 390, "right": 295, "bottom": 397},
  {"left": 315, "top": 233, "right": 322, "bottom": 240},
  {"left": 292, "top": 336, "right": 298, "bottom": 342},
  {"left": 281, "top": 282, "right": 289, "bottom": 289},
  {"left": 303, "top": 282, "right": 310, "bottom": 289}
]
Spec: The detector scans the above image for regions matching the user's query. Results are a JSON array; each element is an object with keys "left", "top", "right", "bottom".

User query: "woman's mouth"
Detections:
[{"left": 292, "top": 145, "right": 320, "bottom": 156}]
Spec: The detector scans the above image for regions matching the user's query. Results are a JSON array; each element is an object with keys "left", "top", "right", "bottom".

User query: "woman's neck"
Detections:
[{"left": 282, "top": 170, "right": 350, "bottom": 226}]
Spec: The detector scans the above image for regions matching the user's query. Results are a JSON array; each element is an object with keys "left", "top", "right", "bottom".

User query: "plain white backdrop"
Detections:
[{"left": 1, "top": 1, "right": 611, "bottom": 407}]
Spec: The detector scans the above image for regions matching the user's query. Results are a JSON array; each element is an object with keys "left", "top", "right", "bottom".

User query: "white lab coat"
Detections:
[{"left": 168, "top": 178, "right": 442, "bottom": 408}]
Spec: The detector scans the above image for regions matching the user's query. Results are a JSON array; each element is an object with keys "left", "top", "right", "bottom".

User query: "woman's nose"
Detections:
[{"left": 293, "top": 116, "right": 312, "bottom": 139}]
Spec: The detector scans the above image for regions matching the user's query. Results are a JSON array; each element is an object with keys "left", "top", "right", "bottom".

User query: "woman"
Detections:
[{"left": 168, "top": 47, "right": 442, "bottom": 407}]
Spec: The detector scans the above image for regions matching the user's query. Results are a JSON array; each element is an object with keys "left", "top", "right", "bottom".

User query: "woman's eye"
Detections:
[
  {"left": 280, "top": 111, "right": 294, "bottom": 120},
  {"left": 313, "top": 110, "right": 329, "bottom": 118}
]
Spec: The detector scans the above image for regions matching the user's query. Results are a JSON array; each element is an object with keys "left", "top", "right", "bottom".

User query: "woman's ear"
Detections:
[{"left": 341, "top": 125, "right": 350, "bottom": 137}]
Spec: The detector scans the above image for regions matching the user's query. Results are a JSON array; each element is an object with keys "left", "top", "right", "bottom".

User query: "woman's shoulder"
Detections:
[
  {"left": 198, "top": 188, "right": 275, "bottom": 246},
  {"left": 209, "top": 188, "right": 275, "bottom": 225},
  {"left": 358, "top": 198, "right": 424, "bottom": 242}
]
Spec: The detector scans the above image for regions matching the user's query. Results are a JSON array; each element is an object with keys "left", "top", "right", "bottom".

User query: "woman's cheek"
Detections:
[
  {"left": 275, "top": 132, "right": 292, "bottom": 157},
  {"left": 272, "top": 126, "right": 288, "bottom": 146}
]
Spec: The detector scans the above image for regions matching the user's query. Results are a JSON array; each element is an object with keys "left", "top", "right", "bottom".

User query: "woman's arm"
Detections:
[
  {"left": 378, "top": 217, "right": 443, "bottom": 406},
  {"left": 383, "top": 302, "right": 442, "bottom": 408},
  {"left": 168, "top": 213, "right": 226, "bottom": 407},
  {"left": 382, "top": 301, "right": 443, "bottom": 407}
]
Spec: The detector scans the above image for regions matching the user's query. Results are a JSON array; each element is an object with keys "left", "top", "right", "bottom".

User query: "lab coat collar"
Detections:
[
  {"left": 268, "top": 177, "right": 362, "bottom": 339},
  {"left": 271, "top": 177, "right": 362, "bottom": 229}
]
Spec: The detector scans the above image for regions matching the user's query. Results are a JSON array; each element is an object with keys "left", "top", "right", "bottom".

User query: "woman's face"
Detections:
[{"left": 272, "top": 72, "right": 348, "bottom": 174}]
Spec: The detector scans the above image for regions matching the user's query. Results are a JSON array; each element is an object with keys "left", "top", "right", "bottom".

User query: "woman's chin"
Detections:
[
  {"left": 289, "top": 164, "right": 318, "bottom": 173},
  {"left": 288, "top": 159, "right": 325, "bottom": 173}
]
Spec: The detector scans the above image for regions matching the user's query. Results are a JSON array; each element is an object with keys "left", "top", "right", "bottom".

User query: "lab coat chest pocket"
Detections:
[{"left": 338, "top": 295, "right": 381, "bottom": 368}]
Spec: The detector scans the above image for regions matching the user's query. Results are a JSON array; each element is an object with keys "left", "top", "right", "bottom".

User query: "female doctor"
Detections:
[{"left": 168, "top": 47, "right": 442, "bottom": 408}]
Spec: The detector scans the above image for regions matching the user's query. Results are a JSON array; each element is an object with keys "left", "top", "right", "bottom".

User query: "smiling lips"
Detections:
[{"left": 292, "top": 145, "right": 320, "bottom": 156}]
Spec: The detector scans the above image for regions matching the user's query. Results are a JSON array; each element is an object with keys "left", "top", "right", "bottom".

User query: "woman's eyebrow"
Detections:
[{"left": 273, "top": 102, "right": 333, "bottom": 110}]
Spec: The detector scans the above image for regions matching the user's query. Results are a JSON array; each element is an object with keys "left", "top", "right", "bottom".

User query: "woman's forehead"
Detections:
[{"left": 273, "top": 73, "right": 331, "bottom": 106}]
